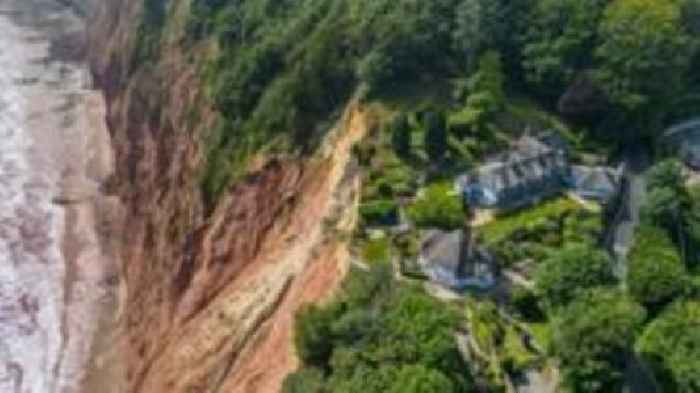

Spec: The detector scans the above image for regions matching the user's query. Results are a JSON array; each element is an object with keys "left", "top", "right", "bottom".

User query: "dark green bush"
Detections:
[{"left": 359, "top": 200, "right": 399, "bottom": 226}]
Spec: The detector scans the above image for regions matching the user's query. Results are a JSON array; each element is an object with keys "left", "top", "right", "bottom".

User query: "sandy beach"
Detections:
[{"left": 0, "top": 1, "right": 122, "bottom": 392}]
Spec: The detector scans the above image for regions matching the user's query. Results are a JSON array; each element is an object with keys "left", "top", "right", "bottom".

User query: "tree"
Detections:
[
  {"left": 423, "top": 111, "right": 448, "bottom": 161},
  {"left": 628, "top": 225, "right": 687, "bottom": 312},
  {"left": 643, "top": 188, "right": 688, "bottom": 231},
  {"left": 637, "top": 301, "right": 700, "bottom": 393},
  {"left": 294, "top": 304, "right": 341, "bottom": 367},
  {"left": 390, "top": 113, "right": 412, "bottom": 157},
  {"left": 684, "top": 0, "right": 700, "bottom": 87},
  {"left": 387, "top": 365, "right": 455, "bottom": 393},
  {"left": 286, "top": 267, "right": 472, "bottom": 393},
  {"left": 642, "top": 160, "right": 692, "bottom": 262},
  {"left": 452, "top": 0, "right": 511, "bottom": 70},
  {"left": 534, "top": 244, "right": 616, "bottom": 309},
  {"left": 357, "top": 50, "right": 394, "bottom": 91},
  {"left": 282, "top": 368, "right": 326, "bottom": 393},
  {"left": 646, "top": 159, "right": 687, "bottom": 192},
  {"left": 464, "top": 51, "right": 506, "bottom": 125},
  {"left": 552, "top": 289, "right": 646, "bottom": 393},
  {"left": 595, "top": 0, "right": 695, "bottom": 125},
  {"left": 521, "top": 0, "right": 608, "bottom": 93},
  {"left": 452, "top": 0, "right": 532, "bottom": 76}
]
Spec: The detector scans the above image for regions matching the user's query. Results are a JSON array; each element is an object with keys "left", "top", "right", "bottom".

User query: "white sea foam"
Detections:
[{"left": 0, "top": 1, "right": 105, "bottom": 392}]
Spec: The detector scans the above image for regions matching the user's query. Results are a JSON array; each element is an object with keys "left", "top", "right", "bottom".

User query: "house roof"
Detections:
[
  {"left": 464, "top": 134, "right": 567, "bottom": 194},
  {"left": 420, "top": 230, "right": 462, "bottom": 274},
  {"left": 571, "top": 165, "right": 621, "bottom": 194}
]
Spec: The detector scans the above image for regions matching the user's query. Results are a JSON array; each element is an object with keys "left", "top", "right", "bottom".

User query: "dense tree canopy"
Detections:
[
  {"left": 522, "top": 0, "right": 608, "bottom": 93},
  {"left": 595, "top": 0, "right": 696, "bottom": 123},
  {"left": 534, "top": 244, "right": 616, "bottom": 309},
  {"left": 641, "top": 159, "right": 699, "bottom": 266},
  {"left": 390, "top": 113, "right": 412, "bottom": 158},
  {"left": 424, "top": 111, "right": 448, "bottom": 161},
  {"left": 464, "top": 51, "right": 506, "bottom": 126},
  {"left": 627, "top": 225, "right": 687, "bottom": 312},
  {"left": 285, "top": 267, "right": 472, "bottom": 393},
  {"left": 551, "top": 289, "right": 646, "bottom": 393},
  {"left": 637, "top": 301, "right": 700, "bottom": 393}
]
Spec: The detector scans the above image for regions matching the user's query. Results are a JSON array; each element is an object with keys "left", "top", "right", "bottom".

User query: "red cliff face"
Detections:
[{"left": 86, "top": 1, "right": 368, "bottom": 392}]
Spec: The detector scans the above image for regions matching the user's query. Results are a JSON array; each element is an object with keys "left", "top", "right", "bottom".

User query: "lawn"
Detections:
[
  {"left": 478, "top": 196, "right": 603, "bottom": 268},
  {"left": 480, "top": 196, "right": 582, "bottom": 246}
]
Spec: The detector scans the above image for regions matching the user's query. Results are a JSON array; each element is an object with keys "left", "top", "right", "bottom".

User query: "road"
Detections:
[{"left": 610, "top": 144, "right": 650, "bottom": 283}]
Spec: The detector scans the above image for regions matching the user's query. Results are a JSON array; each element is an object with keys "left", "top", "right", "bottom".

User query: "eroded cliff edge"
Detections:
[{"left": 85, "top": 1, "right": 366, "bottom": 392}]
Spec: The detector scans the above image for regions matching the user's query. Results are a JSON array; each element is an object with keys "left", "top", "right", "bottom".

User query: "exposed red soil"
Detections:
[{"left": 86, "top": 2, "right": 368, "bottom": 391}]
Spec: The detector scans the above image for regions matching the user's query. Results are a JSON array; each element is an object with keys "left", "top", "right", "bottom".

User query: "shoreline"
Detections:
[
  {"left": 0, "top": 0, "right": 124, "bottom": 391},
  {"left": 62, "top": 88, "right": 126, "bottom": 393}
]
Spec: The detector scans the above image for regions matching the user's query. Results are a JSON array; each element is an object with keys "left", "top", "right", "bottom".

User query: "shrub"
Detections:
[
  {"left": 535, "top": 243, "right": 616, "bottom": 309},
  {"left": 628, "top": 225, "right": 687, "bottom": 312},
  {"left": 637, "top": 300, "right": 700, "bottom": 393},
  {"left": 511, "top": 287, "right": 544, "bottom": 322},
  {"left": 408, "top": 182, "right": 465, "bottom": 229},
  {"left": 361, "top": 237, "right": 392, "bottom": 265},
  {"left": 359, "top": 200, "right": 399, "bottom": 226},
  {"left": 282, "top": 368, "right": 325, "bottom": 393}
]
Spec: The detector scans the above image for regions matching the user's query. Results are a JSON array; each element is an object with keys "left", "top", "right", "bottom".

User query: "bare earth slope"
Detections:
[{"left": 86, "top": 1, "right": 369, "bottom": 392}]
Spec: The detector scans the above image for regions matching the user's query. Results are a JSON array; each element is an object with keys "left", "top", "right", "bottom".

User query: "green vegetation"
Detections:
[
  {"left": 183, "top": 0, "right": 537, "bottom": 202},
  {"left": 521, "top": 0, "right": 698, "bottom": 127},
  {"left": 535, "top": 244, "right": 616, "bottom": 310},
  {"left": 132, "top": 0, "right": 700, "bottom": 204},
  {"left": 132, "top": 0, "right": 169, "bottom": 70},
  {"left": 481, "top": 197, "right": 582, "bottom": 245},
  {"left": 286, "top": 266, "right": 472, "bottom": 393},
  {"left": 464, "top": 300, "right": 543, "bottom": 387},
  {"left": 637, "top": 300, "right": 700, "bottom": 393},
  {"left": 459, "top": 51, "right": 506, "bottom": 128},
  {"left": 522, "top": 0, "right": 608, "bottom": 94},
  {"left": 595, "top": 0, "right": 696, "bottom": 124},
  {"left": 359, "top": 200, "right": 399, "bottom": 226},
  {"left": 407, "top": 182, "right": 465, "bottom": 230},
  {"left": 478, "top": 197, "right": 602, "bottom": 267},
  {"left": 360, "top": 237, "right": 391, "bottom": 266},
  {"left": 627, "top": 225, "right": 687, "bottom": 312},
  {"left": 642, "top": 159, "right": 700, "bottom": 268},
  {"left": 149, "top": 0, "right": 700, "bottom": 390},
  {"left": 552, "top": 289, "right": 646, "bottom": 393}
]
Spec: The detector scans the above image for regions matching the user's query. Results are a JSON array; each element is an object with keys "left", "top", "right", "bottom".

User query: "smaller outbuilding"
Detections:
[
  {"left": 568, "top": 165, "right": 623, "bottom": 203},
  {"left": 418, "top": 229, "right": 496, "bottom": 290}
]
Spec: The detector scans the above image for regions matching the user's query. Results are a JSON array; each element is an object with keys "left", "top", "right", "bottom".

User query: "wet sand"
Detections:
[{"left": 0, "top": 1, "right": 121, "bottom": 392}]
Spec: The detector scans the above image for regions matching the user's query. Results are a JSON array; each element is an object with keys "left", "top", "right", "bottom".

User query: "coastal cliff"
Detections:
[{"left": 85, "top": 1, "right": 365, "bottom": 392}]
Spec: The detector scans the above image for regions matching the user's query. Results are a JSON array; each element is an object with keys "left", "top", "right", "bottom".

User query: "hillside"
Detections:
[{"left": 83, "top": 1, "right": 700, "bottom": 393}]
